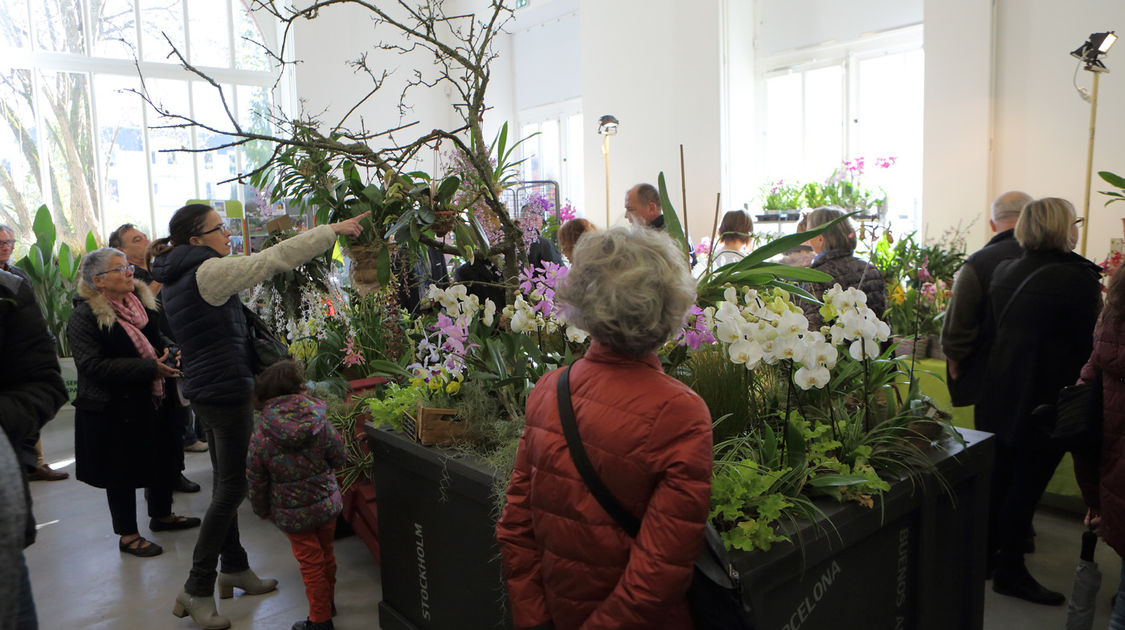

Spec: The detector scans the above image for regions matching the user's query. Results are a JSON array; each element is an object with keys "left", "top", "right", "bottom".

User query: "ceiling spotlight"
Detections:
[
  {"left": 597, "top": 115, "right": 619, "bottom": 136},
  {"left": 1071, "top": 31, "right": 1117, "bottom": 72}
]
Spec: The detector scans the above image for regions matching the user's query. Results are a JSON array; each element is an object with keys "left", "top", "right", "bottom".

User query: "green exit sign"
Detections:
[{"left": 515, "top": 0, "right": 529, "bottom": 7}]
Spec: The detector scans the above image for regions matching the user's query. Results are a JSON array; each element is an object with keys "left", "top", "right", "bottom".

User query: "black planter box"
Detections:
[
  {"left": 367, "top": 425, "right": 513, "bottom": 630},
  {"left": 367, "top": 424, "right": 992, "bottom": 630},
  {"left": 734, "top": 428, "right": 993, "bottom": 630}
]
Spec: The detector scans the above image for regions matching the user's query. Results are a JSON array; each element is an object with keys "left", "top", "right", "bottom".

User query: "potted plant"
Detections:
[
  {"left": 759, "top": 179, "right": 804, "bottom": 221},
  {"left": 15, "top": 205, "right": 97, "bottom": 405}
]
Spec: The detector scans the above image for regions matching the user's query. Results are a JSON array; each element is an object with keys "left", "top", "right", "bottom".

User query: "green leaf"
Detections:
[
  {"left": 32, "top": 205, "right": 55, "bottom": 250},
  {"left": 656, "top": 173, "right": 688, "bottom": 257},
  {"left": 749, "top": 262, "right": 834, "bottom": 282},
  {"left": 30, "top": 245, "right": 46, "bottom": 276},
  {"left": 785, "top": 420, "right": 807, "bottom": 469},
  {"left": 386, "top": 208, "right": 418, "bottom": 239},
  {"left": 806, "top": 474, "right": 872, "bottom": 488},
  {"left": 361, "top": 184, "right": 384, "bottom": 206},
  {"left": 1098, "top": 170, "right": 1125, "bottom": 189},
  {"left": 436, "top": 176, "right": 460, "bottom": 203},
  {"left": 85, "top": 231, "right": 98, "bottom": 253},
  {"left": 452, "top": 220, "right": 477, "bottom": 255},
  {"left": 57, "top": 244, "right": 75, "bottom": 278},
  {"left": 468, "top": 211, "right": 491, "bottom": 249},
  {"left": 376, "top": 241, "right": 391, "bottom": 287}
]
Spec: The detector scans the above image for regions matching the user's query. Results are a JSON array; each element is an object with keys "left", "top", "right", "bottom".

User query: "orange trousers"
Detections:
[{"left": 285, "top": 518, "right": 337, "bottom": 623}]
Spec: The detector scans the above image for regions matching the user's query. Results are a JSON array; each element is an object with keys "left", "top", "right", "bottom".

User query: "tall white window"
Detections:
[
  {"left": 0, "top": 0, "right": 282, "bottom": 249},
  {"left": 758, "top": 26, "right": 923, "bottom": 232},
  {"left": 519, "top": 99, "right": 584, "bottom": 213}
]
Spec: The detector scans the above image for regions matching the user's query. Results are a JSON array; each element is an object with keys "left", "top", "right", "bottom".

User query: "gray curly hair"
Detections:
[
  {"left": 78, "top": 247, "right": 127, "bottom": 292},
  {"left": 557, "top": 226, "right": 696, "bottom": 357}
]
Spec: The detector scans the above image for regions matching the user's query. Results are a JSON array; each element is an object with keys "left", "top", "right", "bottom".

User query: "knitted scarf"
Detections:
[{"left": 106, "top": 291, "right": 164, "bottom": 399}]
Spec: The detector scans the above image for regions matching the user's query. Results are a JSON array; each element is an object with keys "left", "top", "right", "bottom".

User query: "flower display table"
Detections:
[
  {"left": 734, "top": 427, "right": 992, "bottom": 630},
  {"left": 365, "top": 424, "right": 992, "bottom": 630}
]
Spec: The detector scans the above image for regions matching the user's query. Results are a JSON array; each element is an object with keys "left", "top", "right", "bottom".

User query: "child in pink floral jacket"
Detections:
[{"left": 247, "top": 359, "right": 346, "bottom": 630}]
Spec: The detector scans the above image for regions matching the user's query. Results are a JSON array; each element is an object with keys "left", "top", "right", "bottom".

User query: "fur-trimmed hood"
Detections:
[{"left": 75, "top": 279, "right": 158, "bottom": 330}]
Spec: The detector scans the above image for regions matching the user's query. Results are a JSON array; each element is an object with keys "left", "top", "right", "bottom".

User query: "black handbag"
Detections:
[
  {"left": 556, "top": 364, "right": 753, "bottom": 630},
  {"left": 1050, "top": 374, "right": 1102, "bottom": 451},
  {"left": 243, "top": 305, "right": 289, "bottom": 372}
]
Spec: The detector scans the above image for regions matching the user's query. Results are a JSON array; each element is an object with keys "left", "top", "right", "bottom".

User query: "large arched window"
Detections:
[{"left": 0, "top": 0, "right": 283, "bottom": 249}]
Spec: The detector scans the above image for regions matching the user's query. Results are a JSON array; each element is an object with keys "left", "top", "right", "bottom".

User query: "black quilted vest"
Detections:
[{"left": 151, "top": 245, "right": 254, "bottom": 405}]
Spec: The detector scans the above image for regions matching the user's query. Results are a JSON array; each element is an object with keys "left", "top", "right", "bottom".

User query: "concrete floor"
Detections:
[
  {"left": 23, "top": 407, "right": 1124, "bottom": 629},
  {"left": 26, "top": 407, "right": 383, "bottom": 630}
]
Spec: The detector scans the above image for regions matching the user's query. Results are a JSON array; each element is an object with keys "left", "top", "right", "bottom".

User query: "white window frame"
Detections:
[
  {"left": 754, "top": 25, "right": 924, "bottom": 229},
  {"left": 517, "top": 97, "right": 583, "bottom": 206},
  {"left": 0, "top": 0, "right": 289, "bottom": 240}
]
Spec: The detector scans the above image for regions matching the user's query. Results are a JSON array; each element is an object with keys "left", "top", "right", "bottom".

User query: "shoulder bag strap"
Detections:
[
  {"left": 995, "top": 263, "right": 1057, "bottom": 328},
  {"left": 556, "top": 364, "right": 641, "bottom": 537}
]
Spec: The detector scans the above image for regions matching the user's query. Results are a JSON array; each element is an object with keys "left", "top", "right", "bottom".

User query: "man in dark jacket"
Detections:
[
  {"left": 624, "top": 183, "right": 697, "bottom": 266},
  {"left": 0, "top": 268, "right": 68, "bottom": 629},
  {"left": 940, "top": 191, "right": 1032, "bottom": 406}
]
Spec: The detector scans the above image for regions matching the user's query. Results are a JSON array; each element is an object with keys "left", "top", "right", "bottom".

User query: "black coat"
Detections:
[
  {"left": 0, "top": 270, "right": 66, "bottom": 547},
  {"left": 801, "top": 249, "right": 887, "bottom": 329},
  {"left": 67, "top": 281, "right": 181, "bottom": 489},
  {"left": 974, "top": 250, "right": 1102, "bottom": 445}
]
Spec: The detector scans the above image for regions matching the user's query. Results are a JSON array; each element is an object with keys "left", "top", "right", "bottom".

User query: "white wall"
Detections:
[
  {"left": 990, "top": 0, "right": 1125, "bottom": 262},
  {"left": 921, "top": 0, "right": 1125, "bottom": 262},
  {"left": 290, "top": 3, "right": 455, "bottom": 172},
  {"left": 511, "top": 2, "right": 581, "bottom": 112},
  {"left": 579, "top": 0, "right": 723, "bottom": 236},
  {"left": 756, "top": 0, "right": 923, "bottom": 57},
  {"left": 921, "top": 0, "right": 993, "bottom": 246}
]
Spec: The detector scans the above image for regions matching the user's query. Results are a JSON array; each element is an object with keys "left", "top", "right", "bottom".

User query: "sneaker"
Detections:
[{"left": 185, "top": 441, "right": 209, "bottom": 453}]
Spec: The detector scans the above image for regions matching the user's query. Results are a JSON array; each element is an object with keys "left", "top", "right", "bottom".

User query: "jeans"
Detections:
[
  {"left": 17, "top": 558, "right": 36, "bottom": 630},
  {"left": 286, "top": 518, "right": 338, "bottom": 623},
  {"left": 106, "top": 486, "right": 173, "bottom": 535},
  {"left": 184, "top": 400, "right": 252, "bottom": 596}
]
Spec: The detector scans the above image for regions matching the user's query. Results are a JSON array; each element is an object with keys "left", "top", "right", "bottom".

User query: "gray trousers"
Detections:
[{"left": 184, "top": 400, "right": 253, "bottom": 596}]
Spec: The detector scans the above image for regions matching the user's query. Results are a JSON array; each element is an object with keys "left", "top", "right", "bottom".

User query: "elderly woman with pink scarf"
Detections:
[{"left": 68, "top": 247, "right": 199, "bottom": 558}]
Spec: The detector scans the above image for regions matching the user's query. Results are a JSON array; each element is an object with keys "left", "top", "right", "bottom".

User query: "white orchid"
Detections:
[
  {"left": 728, "top": 338, "right": 763, "bottom": 367},
  {"left": 794, "top": 365, "right": 831, "bottom": 390},
  {"left": 482, "top": 299, "right": 497, "bottom": 326},
  {"left": 565, "top": 325, "right": 590, "bottom": 343},
  {"left": 848, "top": 337, "right": 880, "bottom": 361}
]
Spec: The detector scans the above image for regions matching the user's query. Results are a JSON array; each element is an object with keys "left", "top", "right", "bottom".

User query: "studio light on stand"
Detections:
[
  {"left": 1071, "top": 31, "right": 1116, "bottom": 256},
  {"left": 597, "top": 115, "right": 619, "bottom": 227}
]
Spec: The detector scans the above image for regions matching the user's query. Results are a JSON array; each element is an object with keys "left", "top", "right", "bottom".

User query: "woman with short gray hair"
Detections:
[
  {"left": 498, "top": 227, "right": 713, "bottom": 629},
  {"left": 68, "top": 247, "right": 198, "bottom": 560},
  {"left": 976, "top": 196, "right": 1101, "bottom": 605}
]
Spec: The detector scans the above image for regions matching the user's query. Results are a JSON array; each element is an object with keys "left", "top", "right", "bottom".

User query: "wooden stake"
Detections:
[
  {"left": 679, "top": 144, "right": 689, "bottom": 239},
  {"left": 706, "top": 192, "right": 721, "bottom": 272}
]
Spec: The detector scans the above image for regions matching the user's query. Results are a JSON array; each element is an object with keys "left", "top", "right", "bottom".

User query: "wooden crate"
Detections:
[{"left": 402, "top": 402, "right": 468, "bottom": 446}]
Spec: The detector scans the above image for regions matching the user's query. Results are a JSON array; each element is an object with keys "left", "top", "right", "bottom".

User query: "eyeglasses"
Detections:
[
  {"left": 96, "top": 264, "right": 135, "bottom": 276},
  {"left": 0, "top": 240, "right": 15, "bottom": 248},
  {"left": 1074, "top": 217, "right": 1086, "bottom": 225},
  {"left": 200, "top": 223, "right": 231, "bottom": 236}
]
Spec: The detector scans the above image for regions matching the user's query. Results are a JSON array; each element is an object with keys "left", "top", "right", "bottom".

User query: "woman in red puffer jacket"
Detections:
[
  {"left": 1075, "top": 263, "right": 1125, "bottom": 627},
  {"left": 497, "top": 227, "right": 713, "bottom": 630}
]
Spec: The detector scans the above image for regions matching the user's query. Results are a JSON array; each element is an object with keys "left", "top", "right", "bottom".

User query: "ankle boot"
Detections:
[
  {"left": 217, "top": 568, "right": 278, "bottom": 599},
  {"left": 992, "top": 553, "right": 1065, "bottom": 606},
  {"left": 172, "top": 590, "right": 231, "bottom": 630}
]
